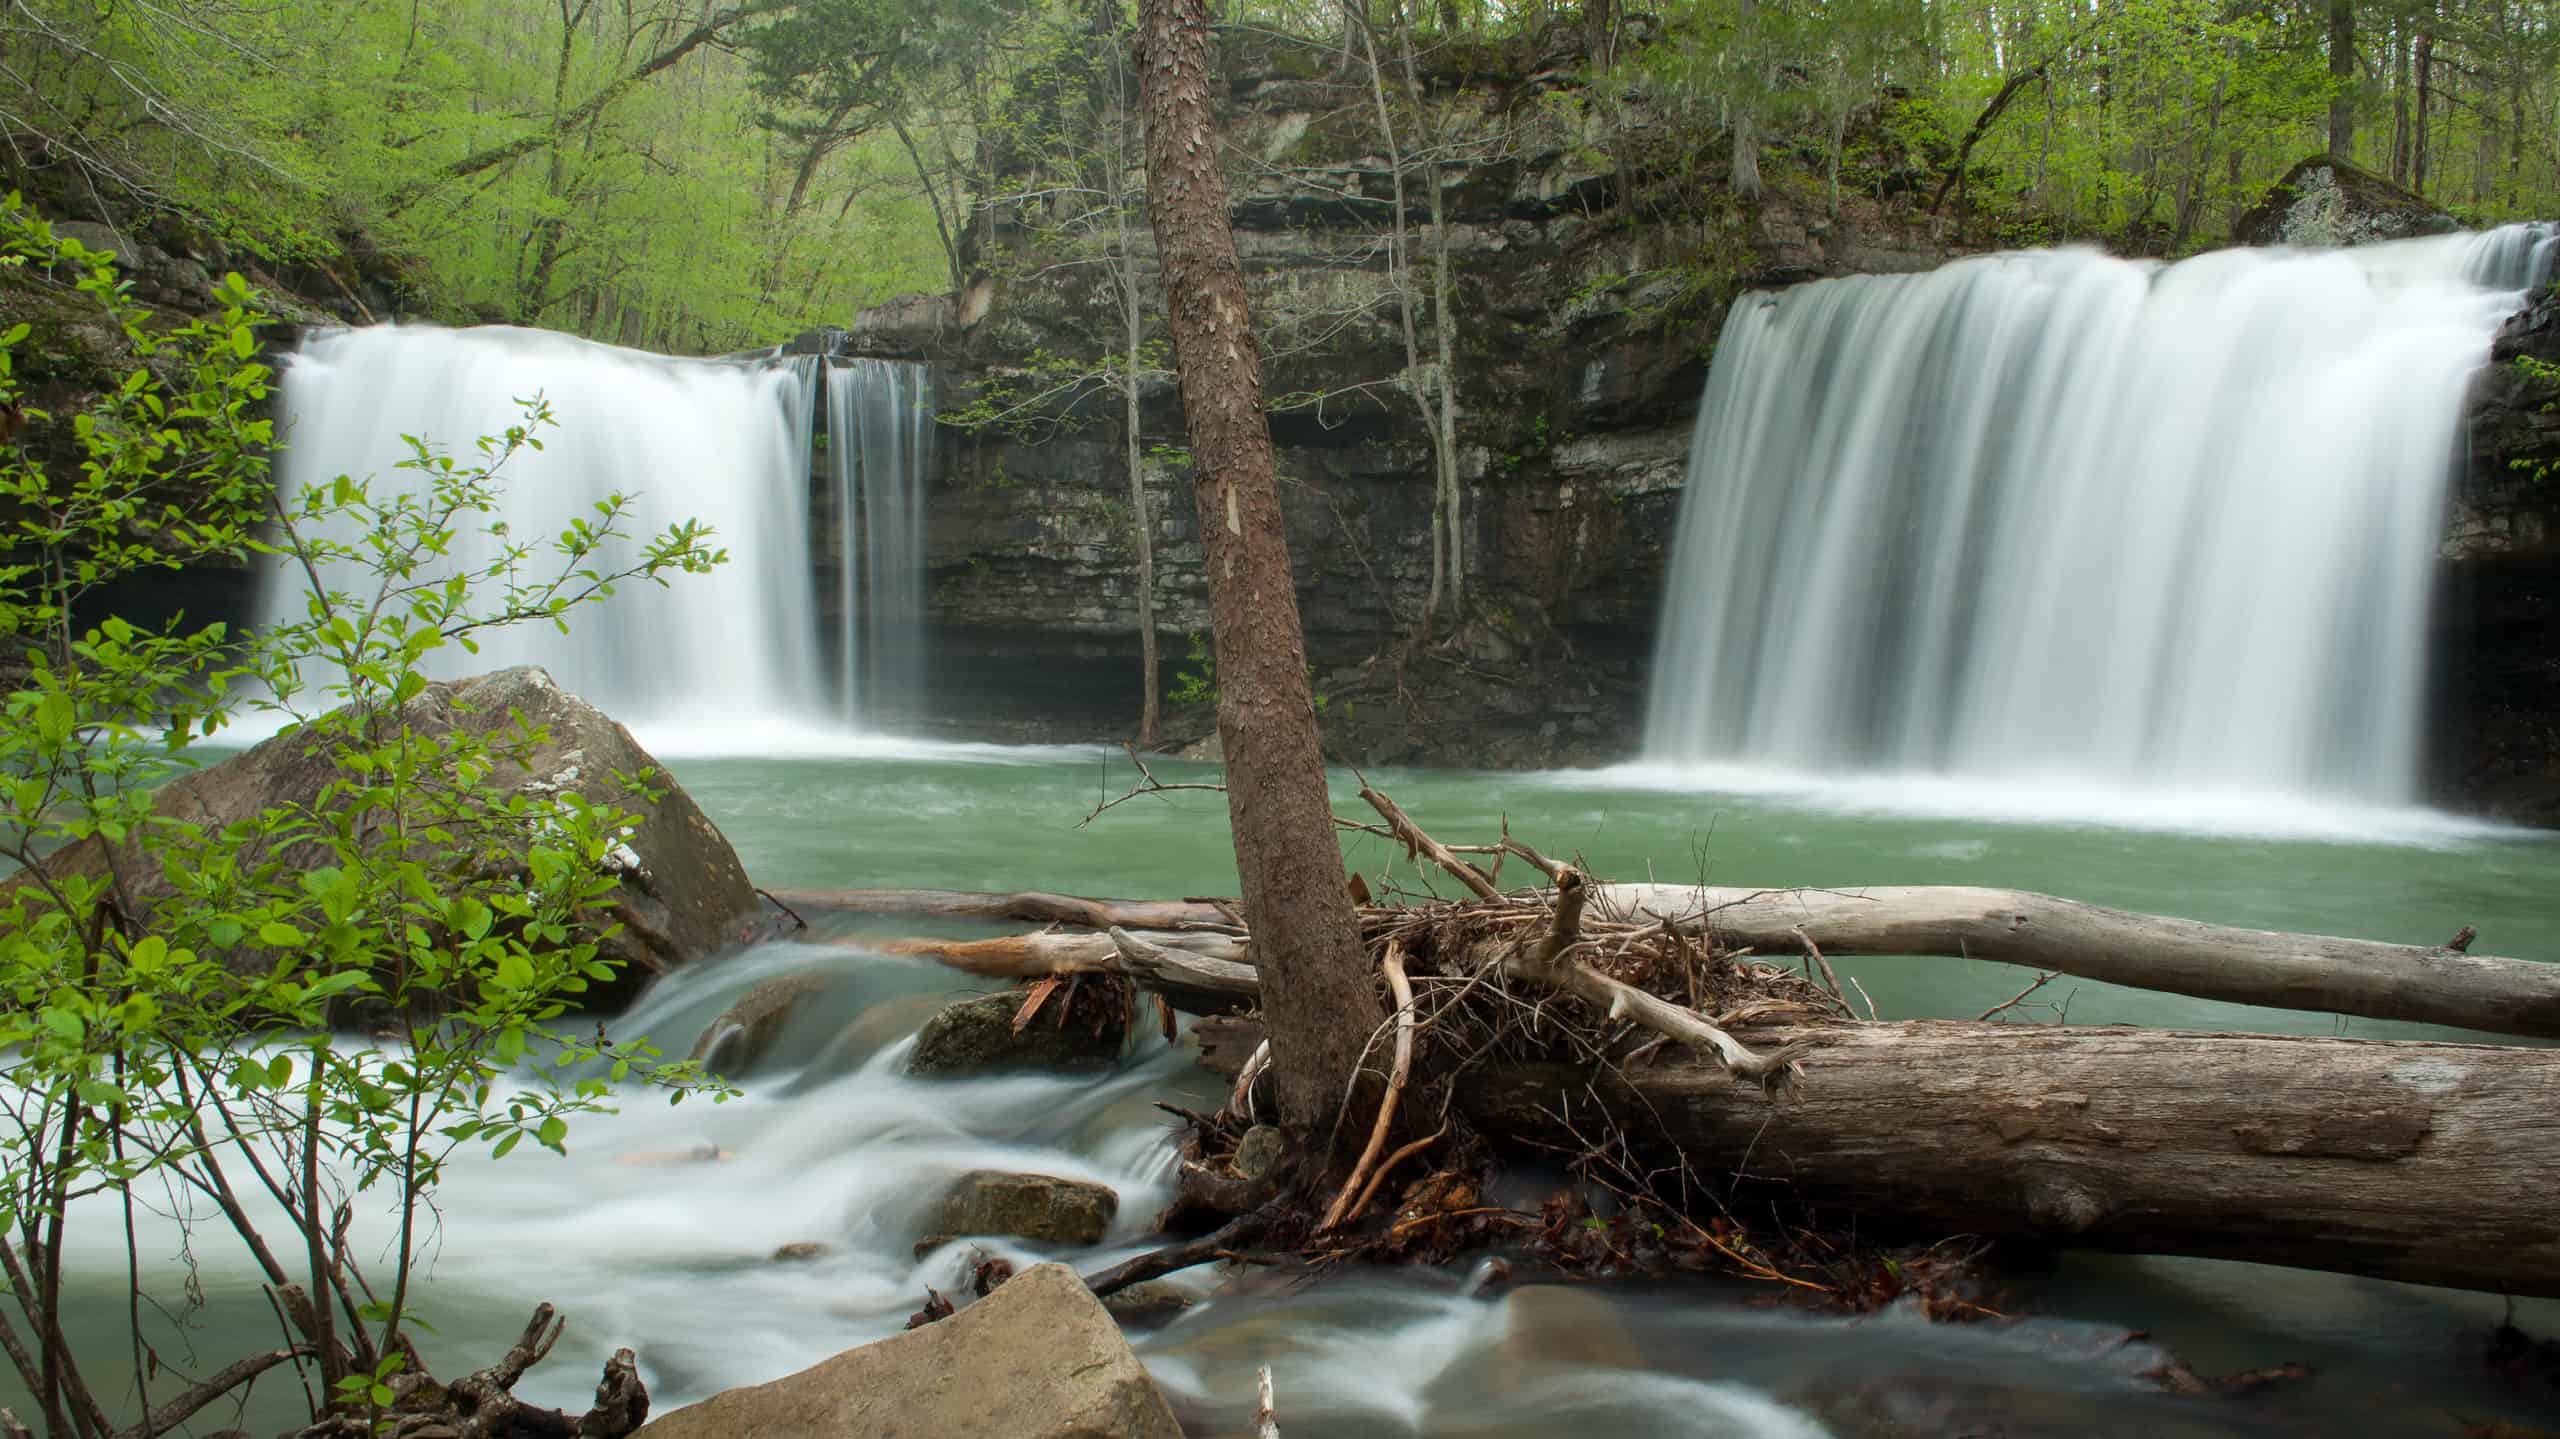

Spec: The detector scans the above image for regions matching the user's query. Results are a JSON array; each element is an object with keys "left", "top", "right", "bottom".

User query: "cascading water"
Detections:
[
  {"left": 269, "top": 325, "right": 825, "bottom": 730},
  {"left": 268, "top": 327, "right": 939, "bottom": 743},
  {"left": 820, "top": 358, "right": 932, "bottom": 723},
  {"left": 1640, "top": 228, "right": 2553, "bottom": 811}
]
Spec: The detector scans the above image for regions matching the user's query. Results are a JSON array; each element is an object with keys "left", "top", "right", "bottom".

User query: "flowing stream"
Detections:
[
  {"left": 1642, "top": 227, "right": 2554, "bottom": 811},
  {"left": 20, "top": 750, "right": 2559, "bottom": 1437},
  {"left": 40, "top": 241, "right": 2560, "bottom": 1434}
]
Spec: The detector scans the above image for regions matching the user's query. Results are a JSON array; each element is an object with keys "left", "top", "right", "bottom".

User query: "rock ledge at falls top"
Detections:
[
  {"left": 630, "top": 1263, "right": 1186, "bottom": 1439},
  {"left": 19, "top": 666, "right": 762, "bottom": 1010}
]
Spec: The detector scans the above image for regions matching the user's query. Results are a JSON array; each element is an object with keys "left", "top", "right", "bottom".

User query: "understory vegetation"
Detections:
[{"left": 0, "top": 202, "right": 724, "bottom": 1438}]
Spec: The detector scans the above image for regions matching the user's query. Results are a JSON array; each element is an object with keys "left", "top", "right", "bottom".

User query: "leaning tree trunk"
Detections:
[
  {"left": 1134, "top": 0, "right": 1380, "bottom": 1134},
  {"left": 1465, "top": 1023, "right": 2560, "bottom": 1298}
]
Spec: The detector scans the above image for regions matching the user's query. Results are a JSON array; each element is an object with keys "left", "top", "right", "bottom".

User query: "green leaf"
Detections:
[{"left": 257, "top": 920, "right": 307, "bottom": 948}]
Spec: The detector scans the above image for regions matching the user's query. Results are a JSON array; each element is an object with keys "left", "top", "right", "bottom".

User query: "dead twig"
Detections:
[
  {"left": 1324, "top": 942, "right": 1417, "bottom": 1230},
  {"left": 1081, "top": 743, "right": 1231, "bottom": 828},
  {"left": 1791, "top": 924, "right": 1851, "bottom": 1016},
  {"left": 1978, "top": 971, "right": 2060, "bottom": 1021}
]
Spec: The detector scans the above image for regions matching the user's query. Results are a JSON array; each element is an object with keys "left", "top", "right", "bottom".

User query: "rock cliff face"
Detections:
[
  {"left": 846, "top": 48, "right": 2558, "bottom": 814},
  {"left": 845, "top": 30, "right": 1973, "bottom": 767},
  {"left": 2437, "top": 282, "right": 2560, "bottom": 823}
]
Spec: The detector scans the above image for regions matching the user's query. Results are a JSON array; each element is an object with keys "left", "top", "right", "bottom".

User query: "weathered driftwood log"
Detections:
[
  {"left": 864, "top": 929, "right": 1245, "bottom": 980},
  {"left": 810, "top": 883, "right": 2560, "bottom": 1041},
  {"left": 1464, "top": 1023, "right": 2560, "bottom": 1298},
  {"left": 763, "top": 887, "right": 1237, "bottom": 931},
  {"left": 1586, "top": 884, "right": 2560, "bottom": 1040}
]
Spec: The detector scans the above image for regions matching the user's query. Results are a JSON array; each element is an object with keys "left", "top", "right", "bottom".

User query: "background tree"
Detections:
[{"left": 1134, "top": 0, "right": 1380, "bottom": 1138}]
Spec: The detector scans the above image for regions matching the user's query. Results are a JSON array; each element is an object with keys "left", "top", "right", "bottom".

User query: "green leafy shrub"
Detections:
[{"left": 0, "top": 196, "right": 725, "bottom": 1438}]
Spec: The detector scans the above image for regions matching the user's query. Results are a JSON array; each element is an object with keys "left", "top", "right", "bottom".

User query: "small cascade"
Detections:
[
  {"left": 820, "top": 359, "right": 933, "bottom": 725},
  {"left": 1641, "top": 227, "right": 2551, "bottom": 806},
  {"left": 268, "top": 326, "right": 940, "bottom": 742},
  {"left": 269, "top": 325, "right": 825, "bottom": 731}
]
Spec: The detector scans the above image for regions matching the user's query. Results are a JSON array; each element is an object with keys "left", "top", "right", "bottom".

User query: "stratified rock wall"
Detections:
[{"left": 848, "top": 28, "right": 1968, "bottom": 767}]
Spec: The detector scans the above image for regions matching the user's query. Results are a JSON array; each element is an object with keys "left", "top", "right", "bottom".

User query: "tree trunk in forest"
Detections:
[
  {"left": 1465, "top": 1024, "right": 2560, "bottom": 1298},
  {"left": 1731, "top": 0, "right": 1764, "bottom": 200},
  {"left": 1389, "top": 0, "right": 1464, "bottom": 625},
  {"left": 1115, "top": 109, "right": 1160, "bottom": 747},
  {"left": 2392, "top": 22, "right": 2413, "bottom": 185},
  {"left": 1133, "top": 0, "right": 1380, "bottom": 1136},
  {"left": 2328, "top": 0, "right": 2357, "bottom": 160},
  {"left": 2414, "top": 29, "right": 2434, "bottom": 196}
]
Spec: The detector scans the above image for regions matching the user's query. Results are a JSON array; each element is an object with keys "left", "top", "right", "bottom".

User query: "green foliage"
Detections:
[
  {"left": 1165, "top": 632, "right": 1330, "bottom": 717},
  {"left": 1171, "top": 631, "right": 1217, "bottom": 708},
  {"left": 0, "top": 196, "right": 724, "bottom": 1435},
  {"left": 2511, "top": 352, "right": 2560, "bottom": 485}
]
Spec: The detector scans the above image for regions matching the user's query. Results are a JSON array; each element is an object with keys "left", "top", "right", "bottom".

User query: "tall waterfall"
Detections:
[
  {"left": 820, "top": 359, "right": 932, "bottom": 722},
  {"left": 1641, "top": 228, "right": 2553, "bottom": 808}
]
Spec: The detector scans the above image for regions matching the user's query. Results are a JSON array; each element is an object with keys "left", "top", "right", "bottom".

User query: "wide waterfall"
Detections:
[
  {"left": 267, "top": 326, "right": 934, "bottom": 743},
  {"left": 1640, "top": 228, "right": 2554, "bottom": 815},
  {"left": 820, "top": 358, "right": 932, "bottom": 722}
]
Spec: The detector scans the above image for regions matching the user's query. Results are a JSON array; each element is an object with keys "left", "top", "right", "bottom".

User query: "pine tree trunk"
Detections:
[
  {"left": 2414, "top": 29, "right": 2433, "bottom": 197},
  {"left": 1134, "top": 0, "right": 1380, "bottom": 1134},
  {"left": 2328, "top": 0, "right": 2356, "bottom": 160}
]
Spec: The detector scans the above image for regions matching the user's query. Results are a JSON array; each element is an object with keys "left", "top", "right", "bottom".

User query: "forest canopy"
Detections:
[{"left": 4, "top": 0, "right": 2550, "bottom": 354}]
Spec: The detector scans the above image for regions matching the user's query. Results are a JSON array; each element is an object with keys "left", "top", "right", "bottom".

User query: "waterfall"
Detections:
[
  {"left": 270, "top": 325, "right": 824, "bottom": 732},
  {"left": 1640, "top": 228, "right": 2550, "bottom": 808},
  {"left": 820, "top": 358, "right": 932, "bottom": 724},
  {"left": 267, "top": 326, "right": 940, "bottom": 744}
]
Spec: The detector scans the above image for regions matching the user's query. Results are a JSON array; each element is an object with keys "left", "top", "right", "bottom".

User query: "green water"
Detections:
[{"left": 681, "top": 748, "right": 2560, "bottom": 1039}]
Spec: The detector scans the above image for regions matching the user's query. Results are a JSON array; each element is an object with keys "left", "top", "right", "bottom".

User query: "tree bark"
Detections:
[
  {"left": 759, "top": 887, "right": 1235, "bottom": 930},
  {"left": 1590, "top": 884, "right": 2560, "bottom": 1040},
  {"left": 2414, "top": 28, "right": 2433, "bottom": 197},
  {"left": 798, "top": 882, "right": 2560, "bottom": 1042},
  {"left": 1134, "top": 0, "right": 1380, "bottom": 1134},
  {"left": 1731, "top": 0, "right": 1764, "bottom": 200},
  {"left": 1464, "top": 1024, "right": 2560, "bottom": 1298},
  {"left": 2329, "top": 0, "right": 2357, "bottom": 160}
]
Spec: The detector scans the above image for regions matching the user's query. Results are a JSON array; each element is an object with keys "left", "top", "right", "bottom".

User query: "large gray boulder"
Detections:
[
  {"left": 24, "top": 666, "right": 759, "bottom": 1010},
  {"left": 631, "top": 1263, "right": 1185, "bottom": 1439},
  {"left": 2233, "top": 155, "right": 2459, "bottom": 249}
]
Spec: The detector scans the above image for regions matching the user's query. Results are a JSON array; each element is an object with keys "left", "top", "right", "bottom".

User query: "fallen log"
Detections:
[
  {"left": 1463, "top": 1023, "right": 2560, "bottom": 1298},
  {"left": 810, "top": 873, "right": 2560, "bottom": 1043},
  {"left": 864, "top": 929, "right": 1246, "bottom": 980},
  {"left": 1587, "top": 884, "right": 2560, "bottom": 1040},
  {"left": 762, "top": 887, "right": 1238, "bottom": 931}
]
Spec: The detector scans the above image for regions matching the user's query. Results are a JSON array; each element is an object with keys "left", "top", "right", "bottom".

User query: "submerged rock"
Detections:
[
  {"left": 926, "top": 1170, "right": 1120, "bottom": 1249},
  {"left": 907, "top": 989, "right": 1126, "bottom": 1076},
  {"left": 631, "top": 1263, "right": 1183, "bottom": 1439},
  {"left": 1100, "top": 1281, "right": 1193, "bottom": 1326},
  {"left": 688, "top": 973, "right": 830, "bottom": 1076},
  {"left": 18, "top": 666, "right": 760, "bottom": 1010}
]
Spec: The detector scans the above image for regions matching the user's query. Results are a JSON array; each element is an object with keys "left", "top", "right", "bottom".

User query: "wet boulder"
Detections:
[
  {"left": 907, "top": 990, "right": 1126, "bottom": 1077},
  {"left": 920, "top": 1170, "right": 1120, "bottom": 1251},
  {"left": 688, "top": 974, "right": 830, "bottom": 1076},
  {"left": 632, "top": 1263, "right": 1183, "bottom": 1439},
  {"left": 21, "top": 666, "right": 761, "bottom": 1010}
]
